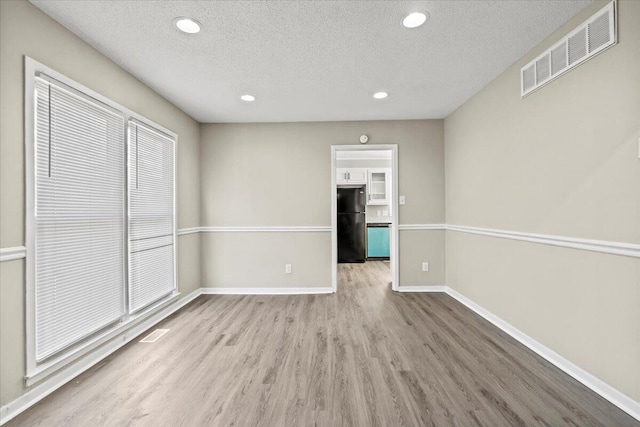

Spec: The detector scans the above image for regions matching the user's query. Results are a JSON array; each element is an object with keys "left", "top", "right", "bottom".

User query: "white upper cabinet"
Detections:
[
  {"left": 348, "top": 169, "right": 367, "bottom": 184},
  {"left": 337, "top": 168, "right": 367, "bottom": 185},
  {"left": 367, "top": 168, "right": 391, "bottom": 205}
]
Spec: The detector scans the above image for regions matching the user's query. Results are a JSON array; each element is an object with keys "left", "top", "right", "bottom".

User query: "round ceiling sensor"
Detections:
[
  {"left": 174, "top": 17, "right": 201, "bottom": 34},
  {"left": 360, "top": 135, "right": 369, "bottom": 144},
  {"left": 373, "top": 91, "right": 388, "bottom": 99},
  {"left": 403, "top": 12, "right": 429, "bottom": 28},
  {"left": 240, "top": 94, "right": 256, "bottom": 102}
]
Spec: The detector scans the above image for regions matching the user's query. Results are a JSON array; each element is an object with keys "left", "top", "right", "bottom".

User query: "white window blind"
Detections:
[
  {"left": 128, "top": 121, "right": 176, "bottom": 313},
  {"left": 34, "top": 77, "right": 126, "bottom": 361}
]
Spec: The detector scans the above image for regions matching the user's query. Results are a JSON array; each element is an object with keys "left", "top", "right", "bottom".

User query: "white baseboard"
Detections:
[
  {"left": 397, "top": 285, "right": 447, "bottom": 292},
  {"left": 445, "top": 287, "right": 640, "bottom": 422},
  {"left": 0, "top": 288, "right": 203, "bottom": 426},
  {"left": 200, "top": 287, "right": 334, "bottom": 295}
]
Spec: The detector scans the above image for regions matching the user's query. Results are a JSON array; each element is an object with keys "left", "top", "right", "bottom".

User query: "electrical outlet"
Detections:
[
  {"left": 285, "top": 264, "right": 292, "bottom": 274},
  {"left": 399, "top": 196, "right": 406, "bottom": 205},
  {"left": 422, "top": 262, "right": 429, "bottom": 272}
]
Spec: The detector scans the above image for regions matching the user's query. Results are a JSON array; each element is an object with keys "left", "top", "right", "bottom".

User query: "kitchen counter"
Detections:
[{"left": 366, "top": 218, "right": 392, "bottom": 224}]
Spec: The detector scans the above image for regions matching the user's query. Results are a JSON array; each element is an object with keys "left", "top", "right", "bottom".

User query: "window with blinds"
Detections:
[
  {"left": 128, "top": 121, "right": 176, "bottom": 313},
  {"left": 34, "top": 78, "right": 126, "bottom": 361},
  {"left": 29, "top": 65, "right": 176, "bottom": 372}
]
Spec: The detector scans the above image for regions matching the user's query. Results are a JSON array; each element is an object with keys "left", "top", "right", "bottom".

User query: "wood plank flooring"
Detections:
[{"left": 8, "top": 261, "right": 638, "bottom": 426}]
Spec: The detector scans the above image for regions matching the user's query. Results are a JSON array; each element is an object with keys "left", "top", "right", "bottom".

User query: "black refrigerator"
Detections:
[{"left": 337, "top": 187, "right": 366, "bottom": 263}]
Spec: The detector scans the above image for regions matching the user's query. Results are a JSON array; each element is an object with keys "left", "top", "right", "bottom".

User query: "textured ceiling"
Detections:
[{"left": 30, "top": 0, "right": 591, "bottom": 123}]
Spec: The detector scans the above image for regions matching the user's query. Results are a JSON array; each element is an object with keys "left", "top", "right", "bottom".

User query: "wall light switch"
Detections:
[
  {"left": 399, "top": 196, "right": 406, "bottom": 205},
  {"left": 285, "top": 264, "right": 292, "bottom": 274},
  {"left": 422, "top": 262, "right": 429, "bottom": 272}
]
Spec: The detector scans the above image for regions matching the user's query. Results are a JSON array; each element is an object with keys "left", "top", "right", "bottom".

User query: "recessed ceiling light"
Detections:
[
  {"left": 402, "top": 12, "right": 429, "bottom": 28},
  {"left": 240, "top": 94, "right": 256, "bottom": 102},
  {"left": 174, "top": 17, "right": 201, "bottom": 34},
  {"left": 373, "top": 92, "right": 388, "bottom": 99}
]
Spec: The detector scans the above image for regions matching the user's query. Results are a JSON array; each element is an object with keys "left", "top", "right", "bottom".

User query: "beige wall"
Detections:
[
  {"left": 0, "top": 0, "right": 201, "bottom": 405},
  {"left": 200, "top": 120, "right": 445, "bottom": 288},
  {"left": 445, "top": 0, "right": 640, "bottom": 401},
  {"left": 202, "top": 233, "right": 332, "bottom": 288}
]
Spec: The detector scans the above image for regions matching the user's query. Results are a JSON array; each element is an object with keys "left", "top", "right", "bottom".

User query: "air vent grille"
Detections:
[
  {"left": 140, "top": 328, "right": 170, "bottom": 343},
  {"left": 521, "top": 1, "right": 616, "bottom": 97},
  {"left": 522, "top": 65, "right": 536, "bottom": 93},
  {"left": 550, "top": 44, "right": 567, "bottom": 76},
  {"left": 568, "top": 28, "right": 587, "bottom": 65},
  {"left": 588, "top": 11, "right": 611, "bottom": 52},
  {"left": 535, "top": 55, "right": 550, "bottom": 84}
]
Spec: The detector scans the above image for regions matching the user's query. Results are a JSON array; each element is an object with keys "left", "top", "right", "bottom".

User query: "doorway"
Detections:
[{"left": 331, "top": 145, "right": 399, "bottom": 292}]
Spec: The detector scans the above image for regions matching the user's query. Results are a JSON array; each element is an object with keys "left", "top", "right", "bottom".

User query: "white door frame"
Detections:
[{"left": 331, "top": 144, "right": 399, "bottom": 292}]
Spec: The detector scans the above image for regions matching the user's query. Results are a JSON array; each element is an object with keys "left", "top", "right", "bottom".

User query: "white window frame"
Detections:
[{"left": 24, "top": 56, "right": 178, "bottom": 386}]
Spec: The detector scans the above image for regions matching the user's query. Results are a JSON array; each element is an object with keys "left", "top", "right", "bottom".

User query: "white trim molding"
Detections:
[
  {"left": 183, "top": 225, "right": 447, "bottom": 233},
  {"left": 0, "top": 246, "right": 26, "bottom": 262},
  {"left": 0, "top": 288, "right": 202, "bottom": 426},
  {"left": 177, "top": 227, "right": 200, "bottom": 236},
  {"left": 398, "top": 224, "right": 447, "bottom": 231},
  {"left": 177, "top": 224, "right": 638, "bottom": 259},
  {"left": 397, "top": 285, "right": 447, "bottom": 292},
  {"left": 200, "top": 287, "right": 333, "bottom": 295},
  {"left": 445, "top": 286, "right": 640, "bottom": 422},
  {"left": 200, "top": 226, "right": 331, "bottom": 233},
  {"left": 447, "top": 224, "right": 640, "bottom": 259}
]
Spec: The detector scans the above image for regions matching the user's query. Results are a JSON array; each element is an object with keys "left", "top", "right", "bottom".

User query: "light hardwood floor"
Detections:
[{"left": 7, "top": 261, "right": 638, "bottom": 426}]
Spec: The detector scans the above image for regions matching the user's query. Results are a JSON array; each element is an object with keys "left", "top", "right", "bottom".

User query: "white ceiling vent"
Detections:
[
  {"left": 522, "top": 65, "right": 536, "bottom": 93},
  {"left": 535, "top": 55, "right": 550, "bottom": 84},
  {"left": 550, "top": 44, "right": 567, "bottom": 76},
  {"left": 568, "top": 27, "right": 588, "bottom": 65},
  {"left": 521, "top": 1, "right": 616, "bottom": 97}
]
